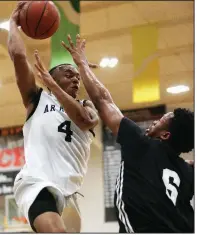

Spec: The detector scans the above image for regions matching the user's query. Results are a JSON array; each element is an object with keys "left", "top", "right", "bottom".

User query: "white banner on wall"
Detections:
[{"left": 0, "top": 127, "right": 24, "bottom": 195}]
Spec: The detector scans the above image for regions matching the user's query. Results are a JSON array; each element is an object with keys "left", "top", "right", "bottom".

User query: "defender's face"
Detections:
[
  {"left": 145, "top": 112, "right": 174, "bottom": 139},
  {"left": 54, "top": 65, "right": 80, "bottom": 98}
]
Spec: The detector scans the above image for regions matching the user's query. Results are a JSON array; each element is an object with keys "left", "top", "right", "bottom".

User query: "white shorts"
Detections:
[{"left": 13, "top": 172, "right": 81, "bottom": 230}]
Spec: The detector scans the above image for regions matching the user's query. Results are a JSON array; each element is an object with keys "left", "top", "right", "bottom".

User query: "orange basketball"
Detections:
[{"left": 19, "top": 1, "right": 60, "bottom": 40}]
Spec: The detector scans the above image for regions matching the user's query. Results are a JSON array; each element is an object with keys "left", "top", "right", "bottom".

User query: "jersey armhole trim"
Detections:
[
  {"left": 89, "top": 129, "right": 95, "bottom": 137},
  {"left": 26, "top": 88, "right": 43, "bottom": 122}
]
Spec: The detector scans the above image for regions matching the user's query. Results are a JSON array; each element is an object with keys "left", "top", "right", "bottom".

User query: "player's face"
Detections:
[
  {"left": 145, "top": 112, "right": 174, "bottom": 140},
  {"left": 54, "top": 65, "right": 80, "bottom": 98}
]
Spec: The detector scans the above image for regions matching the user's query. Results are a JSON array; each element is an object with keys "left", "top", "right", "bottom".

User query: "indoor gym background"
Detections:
[{"left": 0, "top": 1, "right": 194, "bottom": 232}]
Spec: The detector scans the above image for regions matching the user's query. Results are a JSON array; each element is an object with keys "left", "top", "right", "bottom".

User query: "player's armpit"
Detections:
[{"left": 117, "top": 117, "right": 149, "bottom": 150}]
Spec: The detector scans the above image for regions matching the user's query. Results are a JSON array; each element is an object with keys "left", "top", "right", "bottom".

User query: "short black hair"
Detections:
[
  {"left": 49, "top": 63, "right": 72, "bottom": 77},
  {"left": 168, "top": 108, "right": 194, "bottom": 154}
]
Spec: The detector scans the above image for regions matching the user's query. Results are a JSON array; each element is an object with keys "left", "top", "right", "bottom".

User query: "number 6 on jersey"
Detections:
[{"left": 162, "top": 169, "right": 180, "bottom": 205}]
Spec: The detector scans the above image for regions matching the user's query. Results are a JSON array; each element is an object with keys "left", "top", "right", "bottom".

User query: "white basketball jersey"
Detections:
[{"left": 20, "top": 89, "right": 93, "bottom": 196}]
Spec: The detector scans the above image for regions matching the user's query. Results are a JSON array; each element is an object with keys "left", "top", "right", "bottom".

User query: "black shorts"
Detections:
[{"left": 28, "top": 187, "right": 59, "bottom": 232}]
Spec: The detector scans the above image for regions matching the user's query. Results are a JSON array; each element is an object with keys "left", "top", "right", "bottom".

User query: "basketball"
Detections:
[{"left": 19, "top": 1, "right": 60, "bottom": 40}]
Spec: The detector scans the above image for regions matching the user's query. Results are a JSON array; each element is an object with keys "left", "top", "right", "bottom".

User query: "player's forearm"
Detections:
[
  {"left": 8, "top": 19, "right": 26, "bottom": 60},
  {"left": 49, "top": 82, "right": 93, "bottom": 129},
  {"left": 78, "top": 63, "right": 113, "bottom": 111}
]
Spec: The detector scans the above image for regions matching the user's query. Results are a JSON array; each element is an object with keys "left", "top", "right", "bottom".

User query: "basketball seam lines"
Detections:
[
  {"left": 26, "top": 2, "right": 33, "bottom": 37},
  {"left": 40, "top": 16, "right": 59, "bottom": 37},
  {"left": 35, "top": 0, "right": 48, "bottom": 37}
]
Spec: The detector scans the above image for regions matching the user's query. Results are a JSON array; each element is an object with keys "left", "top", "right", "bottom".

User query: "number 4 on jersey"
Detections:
[
  {"left": 58, "top": 121, "right": 73, "bottom": 142},
  {"left": 162, "top": 169, "right": 180, "bottom": 205}
]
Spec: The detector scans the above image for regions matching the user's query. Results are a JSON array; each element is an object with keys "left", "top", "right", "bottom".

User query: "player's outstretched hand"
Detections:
[
  {"left": 34, "top": 50, "right": 55, "bottom": 88},
  {"left": 10, "top": 1, "right": 27, "bottom": 24},
  {"left": 61, "top": 34, "right": 98, "bottom": 69}
]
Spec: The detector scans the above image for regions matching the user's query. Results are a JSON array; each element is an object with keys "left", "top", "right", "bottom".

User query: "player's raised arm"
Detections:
[
  {"left": 8, "top": 2, "right": 38, "bottom": 108},
  {"left": 62, "top": 35, "right": 124, "bottom": 136},
  {"left": 34, "top": 50, "right": 99, "bottom": 131}
]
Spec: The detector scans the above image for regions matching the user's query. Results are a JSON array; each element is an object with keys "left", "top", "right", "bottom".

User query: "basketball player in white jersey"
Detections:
[{"left": 8, "top": 3, "right": 99, "bottom": 233}]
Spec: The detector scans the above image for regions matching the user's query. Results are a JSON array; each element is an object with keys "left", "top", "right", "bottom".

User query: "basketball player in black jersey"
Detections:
[{"left": 63, "top": 34, "right": 194, "bottom": 232}]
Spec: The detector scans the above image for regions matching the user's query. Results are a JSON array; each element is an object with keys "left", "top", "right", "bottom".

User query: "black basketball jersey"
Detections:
[{"left": 114, "top": 117, "right": 194, "bottom": 233}]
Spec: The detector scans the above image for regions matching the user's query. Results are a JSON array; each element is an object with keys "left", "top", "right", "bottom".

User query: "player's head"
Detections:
[
  {"left": 49, "top": 64, "right": 80, "bottom": 98},
  {"left": 145, "top": 108, "right": 194, "bottom": 154}
]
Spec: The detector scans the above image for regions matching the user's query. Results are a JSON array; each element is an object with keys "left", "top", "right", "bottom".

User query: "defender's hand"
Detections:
[{"left": 61, "top": 34, "right": 98, "bottom": 69}]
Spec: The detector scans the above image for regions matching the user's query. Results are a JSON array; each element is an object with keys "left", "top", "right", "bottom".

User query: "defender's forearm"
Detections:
[{"left": 78, "top": 63, "right": 113, "bottom": 110}]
